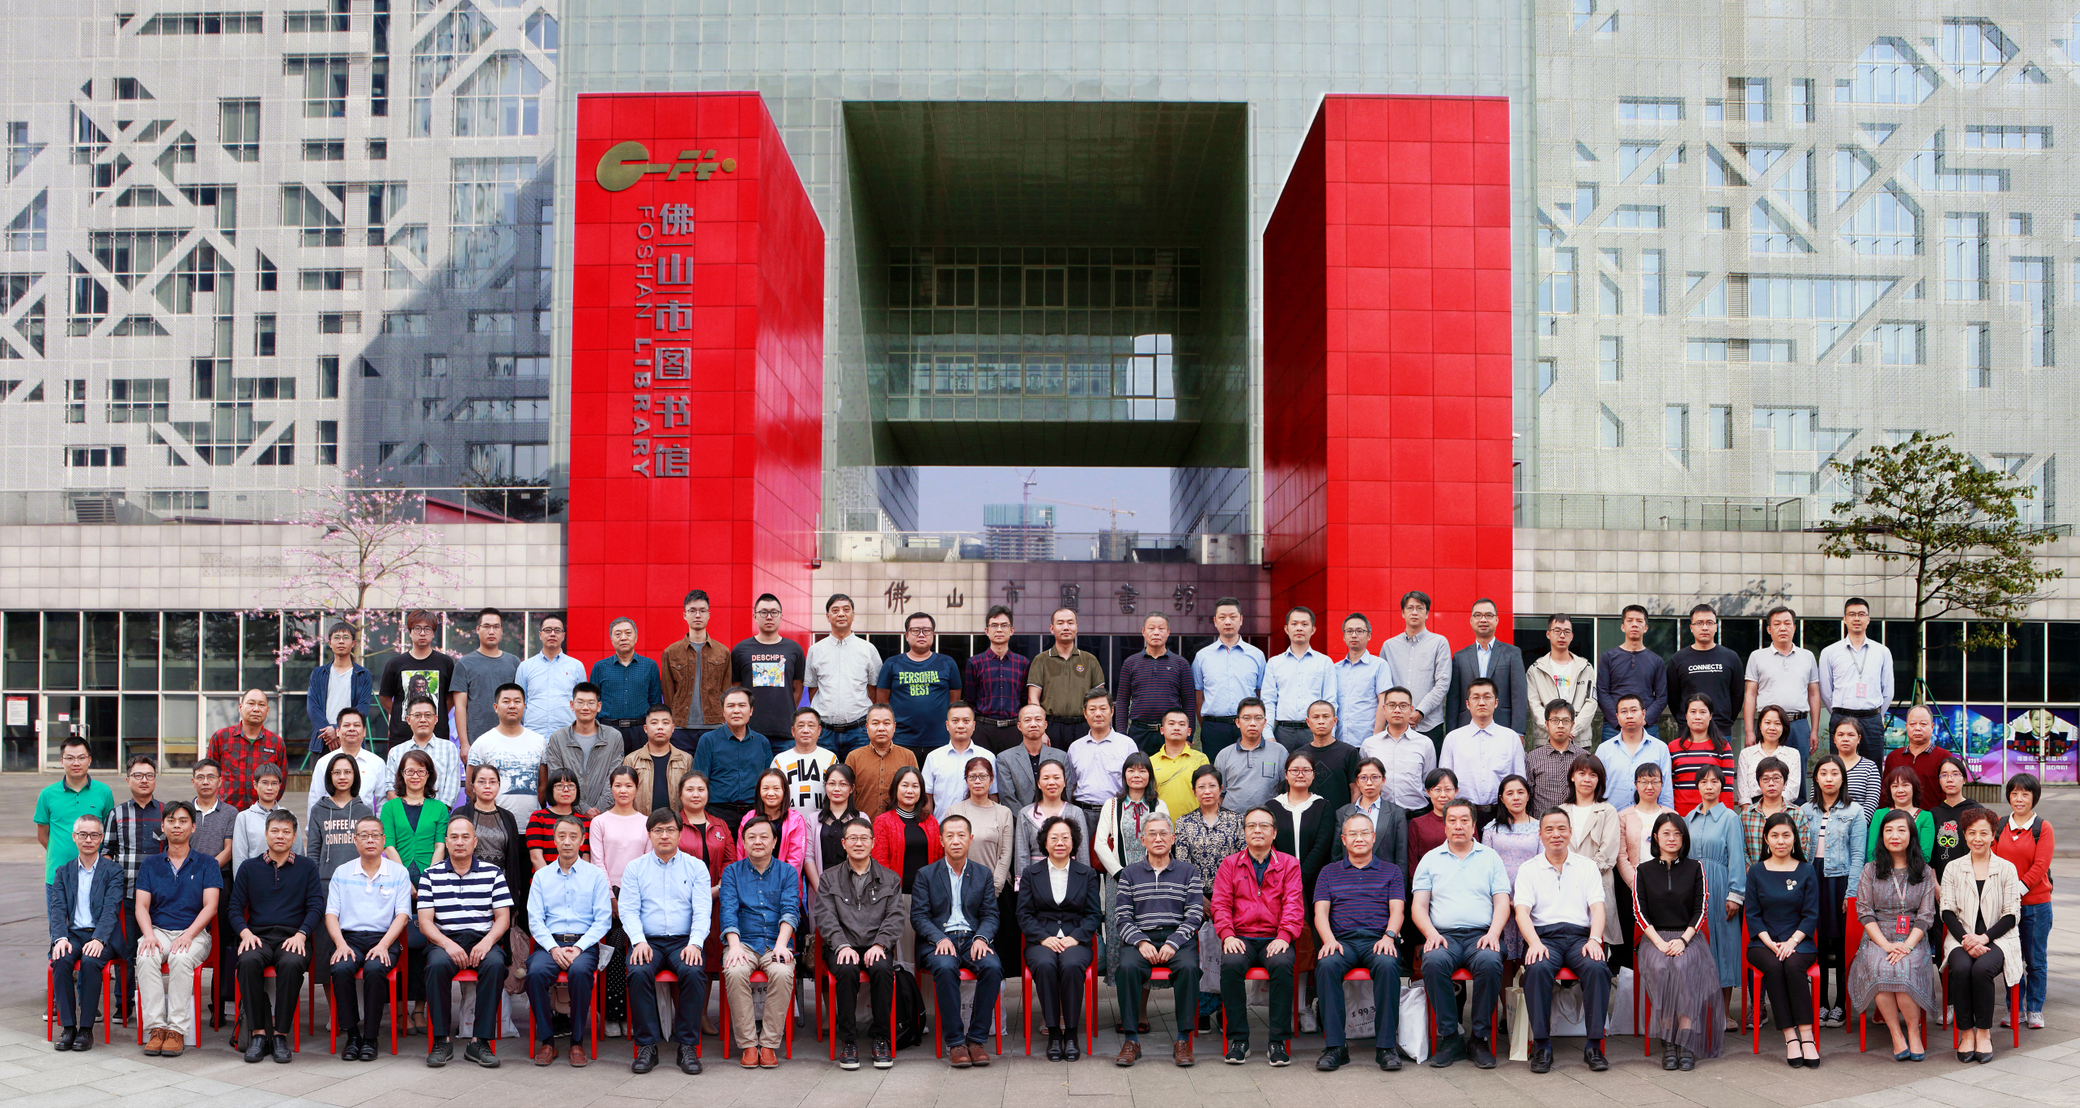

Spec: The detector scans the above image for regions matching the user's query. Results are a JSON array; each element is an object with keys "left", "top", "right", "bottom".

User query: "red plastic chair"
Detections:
[
  {"left": 232, "top": 966, "right": 303, "bottom": 1052},
  {"left": 133, "top": 918, "right": 218, "bottom": 1049},
  {"left": 1744, "top": 918, "right": 1821, "bottom": 1055},
  {"left": 45, "top": 961, "right": 117, "bottom": 1045},
  {"left": 1637, "top": 915, "right": 1710, "bottom": 1055},
  {"left": 526, "top": 969, "right": 600, "bottom": 1058},
  {"left": 1021, "top": 960, "right": 1097, "bottom": 1056},
  {"left": 426, "top": 969, "right": 501, "bottom": 1053},
  {"left": 1424, "top": 966, "right": 1500, "bottom": 1055},
  {"left": 719, "top": 968, "right": 797, "bottom": 1060},
  {"left": 818, "top": 962, "right": 898, "bottom": 1059},
  {"left": 1218, "top": 965, "right": 1303, "bottom": 1043},
  {"left": 627, "top": 968, "right": 706, "bottom": 1060},
  {"left": 326, "top": 955, "right": 403, "bottom": 1055},
  {"left": 921, "top": 966, "right": 1001, "bottom": 1058}
]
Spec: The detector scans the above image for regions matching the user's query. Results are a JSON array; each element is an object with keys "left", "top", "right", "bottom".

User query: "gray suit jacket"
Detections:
[
  {"left": 1446, "top": 641, "right": 1528, "bottom": 735},
  {"left": 992, "top": 745, "right": 1076, "bottom": 811},
  {"left": 1330, "top": 801, "right": 1408, "bottom": 874}
]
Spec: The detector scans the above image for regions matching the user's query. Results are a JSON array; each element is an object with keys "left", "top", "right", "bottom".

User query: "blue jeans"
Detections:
[
  {"left": 526, "top": 945, "right": 600, "bottom": 1045},
  {"left": 1784, "top": 717, "right": 1812, "bottom": 767},
  {"left": 2021, "top": 901, "right": 2052, "bottom": 1013},
  {"left": 825, "top": 722, "right": 867, "bottom": 760},
  {"left": 1315, "top": 938, "right": 1400, "bottom": 1048}
]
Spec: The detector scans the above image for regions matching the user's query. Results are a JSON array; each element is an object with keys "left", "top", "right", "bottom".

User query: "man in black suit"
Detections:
[
  {"left": 1446, "top": 599, "right": 1528, "bottom": 734},
  {"left": 910, "top": 814, "right": 1003, "bottom": 1069}
]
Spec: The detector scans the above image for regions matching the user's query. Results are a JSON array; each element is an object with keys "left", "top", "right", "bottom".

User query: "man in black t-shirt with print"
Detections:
[
  {"left": 379, "top": 610, "right": 455, "bottom": 751},
  {"left": 732, "top": 593, "right": 804, "bottom": 754},
  {"left": 1665, "top": 604, "right": 1743, "bottom": 739}
]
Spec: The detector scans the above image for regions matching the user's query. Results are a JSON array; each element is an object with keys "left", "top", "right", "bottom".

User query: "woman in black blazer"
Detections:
[{"left": 1018, "top": 816, "right": 1103, "bottom": 1060}]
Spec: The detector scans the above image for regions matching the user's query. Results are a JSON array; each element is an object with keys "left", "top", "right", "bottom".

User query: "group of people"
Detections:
[{"left": 33, "top": 590, "right": 2059, "bottom": 1078}]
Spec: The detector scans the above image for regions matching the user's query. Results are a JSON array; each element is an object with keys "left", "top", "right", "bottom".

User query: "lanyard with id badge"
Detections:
[{"left": 1890, "top": 873, "right": 1913, "bottom": 938}]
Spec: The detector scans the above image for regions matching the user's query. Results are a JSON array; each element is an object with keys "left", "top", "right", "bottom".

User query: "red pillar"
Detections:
[
  {"left": 1264, "top": 95, "right": 1513, "bottom": 651},
  {"left": 567, "top": 92, "right": 824, "bottom": 658}
]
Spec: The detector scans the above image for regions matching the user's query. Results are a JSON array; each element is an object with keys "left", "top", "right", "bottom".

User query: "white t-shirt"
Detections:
[
  {"left": 325, "top": 665, "right": 355, "bottom": 729},
  {"left": 771, "top": 746, "right": 838, "bottom": 816},
  {"left": 469, "top": 727, "right": 548, "bottom": 820}
]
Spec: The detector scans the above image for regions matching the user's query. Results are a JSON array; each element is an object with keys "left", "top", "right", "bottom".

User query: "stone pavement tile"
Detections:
[{"left": 1985, "top": 1055, "right": 2080, "bottom": 1083}]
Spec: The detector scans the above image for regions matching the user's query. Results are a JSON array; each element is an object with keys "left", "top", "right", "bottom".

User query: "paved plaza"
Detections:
[{"left": 4, "top": 775, "right": 2079, "bottom": 1108}]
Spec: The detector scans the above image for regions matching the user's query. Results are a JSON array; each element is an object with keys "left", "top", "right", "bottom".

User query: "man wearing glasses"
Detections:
[
  {"left": 1667, "top": 604, "right": 1742, "bottom": 739},
  {"left": 35, "top": 736, "right": 114, "bottom": 884},
  {"left": 873, "top": 612, "right": 963, "bottom": 753},
  {"left": 47, "top": 813, "right": 121, "bottom": 1051}
]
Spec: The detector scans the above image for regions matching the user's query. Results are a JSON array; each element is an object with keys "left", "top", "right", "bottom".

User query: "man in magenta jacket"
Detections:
[{"left": 1212, "top": 806, "right": 1305, "bottom": 1067}]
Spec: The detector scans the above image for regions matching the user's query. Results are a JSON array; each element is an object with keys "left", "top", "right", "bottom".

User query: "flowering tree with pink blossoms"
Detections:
[{"left": 272, "top": 475, "right": 468, "bottom": 659}]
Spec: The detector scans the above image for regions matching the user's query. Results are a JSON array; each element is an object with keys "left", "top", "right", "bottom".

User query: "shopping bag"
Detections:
[
  {"left": 1508, "top": 985, "right": 1531, "bottom": 1061},
  {"left": 1344, "top": 977, "right": 1377, "bottom": 1040},
  {"left": 1397, "top": 981, "right": 1429, "bottom": 1063}
]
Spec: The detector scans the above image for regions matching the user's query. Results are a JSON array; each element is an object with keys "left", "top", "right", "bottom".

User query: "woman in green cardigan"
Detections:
[
  {"left": 1865, "top": 765, "right": 1935, "bottom": 862},
  {"left": 379, "top": 747, "right": 449, "bottom": 1031}
]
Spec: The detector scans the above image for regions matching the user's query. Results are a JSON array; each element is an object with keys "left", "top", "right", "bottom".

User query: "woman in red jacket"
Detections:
[
  {"left": 1994, "top": 772, "right": 2054, "bottom": 1028},
  {"left": 872, "top": 765, "right": 941, "bottom": 967}
]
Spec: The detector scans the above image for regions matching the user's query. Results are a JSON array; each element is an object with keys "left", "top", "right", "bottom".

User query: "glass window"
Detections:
[
  {"left": 83, "top": 612, "right": 118, "bottom": 690},
  {"left": 2008, "top": 622, "right": 2046, "bottom": 702},
  {"left": 202, "top": 611, "right": 240, "bottom": 691},
  {"left": 2047, "top": 623, "right": 2080, "bottom": 701},
  {"left": 122, "top": 612, "right": 159, "bottom": 690},
  {"left": 121, "top": 694, "right": 158, "bottom": 769},
  {"left": 161, "top": 695, "right": 199, "bottom": 768},
  {"left": 243, "top": 613, "right": 281, "bottom": 692},
  {"left": 43, "top": 612, "right": 79, "bottom": 690},
  {"left": 281, "top": 616, "right": 320, "bottom": 693},
  {"left": 1924, "top": 621, "right": 1964, "bottom": 703},
  {"left": 3, "top": 611, "right": 36, "bottom": 687}
]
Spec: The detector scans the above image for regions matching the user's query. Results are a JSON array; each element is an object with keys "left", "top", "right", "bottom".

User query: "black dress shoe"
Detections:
[
  {"left": 679, "top": 1044, "right": 703, "bottom": 1074},
  {"left": 1046, "top": 1030, "right": 1065, "bottom": 1061},
  {"left": 244, "top": 1033, "right": 271, "bottom": 1064},
  {"left": 53, "top": 1027, "right": 75, "bottom": 1052},
  {"left": 1678, "top": 1047, "right": 1696, "bottom": 1071},
  {"left": 359, "top": 1036, "right": 380, "bottom": 1061},
  {"left": 1663, "top": 1043, "right": 1679, "bottom": 1070},
  {"left": 632, "top": 1043, "right": 658, "bottom": 1074},
  {"left": 72, "top": 1032, "right": 93, "bottom": 1053},
  {"left": 1530, "top": 1043, "right": 1553, "bottom": 1073},
  {"left": 1317, "top": 1046, "right": 1348, "bottom": 1071},
  {"left": 1472, "top": 1040, "right": 1497, "bottom": 1069},
  {"left": 341, "top": 1035, "right": 361, "bottom": 1061},
  {"left": 1062, "top": 1030, "right": 1080, "bottom": 1061},
  {"left": 272, "top": 1036, "right": 293, "bottom": 1064},
  {"left": 1377, "top": 1047, "right": 1401, "bottom": 1071},
  {"left": 1584, "top": 1041, "right": 1608, "bottom": 1072}
]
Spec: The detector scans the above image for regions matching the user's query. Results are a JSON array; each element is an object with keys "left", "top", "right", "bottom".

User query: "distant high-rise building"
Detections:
[{"left": 984, "top": 502, "right": 1056, "bottom": 561}]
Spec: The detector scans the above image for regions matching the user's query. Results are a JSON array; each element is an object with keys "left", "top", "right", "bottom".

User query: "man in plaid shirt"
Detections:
[
  {"left": 961, "top": 605, "right": 1030, "bottom": 754},
  {"left": 209, "top": 689, "right": 287, "bottom": 811},
  {"left": 104, "top": 753, "right": 165, "bottom": 1018}
]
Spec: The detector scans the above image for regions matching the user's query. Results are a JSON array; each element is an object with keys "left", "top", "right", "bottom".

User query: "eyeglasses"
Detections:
[
  {"left": 73, "top": 831, "right": 103, "bottom": 839},
  {"left": 755, "top": 608, "right": 782, "bottom": 617},
  {"left": 128, "top": 771, "right": 156, "bottom": 780},
  {"left": 965, "top": 772, "right": 992, "bottom": 781}
]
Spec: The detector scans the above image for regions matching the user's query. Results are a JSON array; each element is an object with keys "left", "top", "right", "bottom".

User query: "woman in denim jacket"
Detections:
[{"left": 1800, "top": 754, "right": 1868, "bottom": 1027}]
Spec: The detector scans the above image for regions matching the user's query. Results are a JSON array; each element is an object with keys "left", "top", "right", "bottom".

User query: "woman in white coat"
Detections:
[{"left": 1940, "top": 807, "right": 2026, "bottom": 1064}]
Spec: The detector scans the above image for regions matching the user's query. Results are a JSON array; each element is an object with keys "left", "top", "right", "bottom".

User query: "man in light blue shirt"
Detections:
[
  {"left": 1263, "top": 607, "right": 1338, "bottom": 752},
  {"left": 516, "top": 616, "right": 587, "bottom": 735},
  {"left": 1410, "top": 799, "right": 1511, "bottom": 1069},
  {"left": 524, "top": 814, "right": 612, "bottom": 1063},
  {"left": 1595, "top": 695, "right": 1673, "bottom": 809},
  {"left": 621, "top": 808, "right": 712, "bottom": 1075},
  {"left": 1191, "top": 597, "right": 1266, "bottom": 761},
  {"left": 323, "top": 816, "right": 412, "bottom": 1061},
  {"left": 1438, "top": 679, "right": 1526, "bottom": 811},
  {"left": 1333, "top": 613, "right": 1392, "bottom": 745}
]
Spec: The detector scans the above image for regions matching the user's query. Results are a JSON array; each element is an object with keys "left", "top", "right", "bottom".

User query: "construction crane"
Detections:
[{"left": 1018, "top": 470, "right": 1140, "bottom": 530}]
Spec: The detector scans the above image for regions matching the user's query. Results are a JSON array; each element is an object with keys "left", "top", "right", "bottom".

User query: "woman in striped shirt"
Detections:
[{"left": 1829, "top": 718, "right": 1883, "bottom": 816}]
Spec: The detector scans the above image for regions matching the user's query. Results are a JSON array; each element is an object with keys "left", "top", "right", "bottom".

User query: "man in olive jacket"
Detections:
[{"left": 813, "top": 817, "right": 902, "bottom": 1070}]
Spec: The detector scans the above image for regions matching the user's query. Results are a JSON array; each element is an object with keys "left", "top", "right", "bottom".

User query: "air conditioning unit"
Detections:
[{"left": 1196, "top": 533, "right": 1249, "bottom": 565}]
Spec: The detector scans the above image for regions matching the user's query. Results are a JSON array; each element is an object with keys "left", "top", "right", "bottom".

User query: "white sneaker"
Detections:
[{"left": 2028, "top": 1012, "right": 2047, "bottom": 1030}]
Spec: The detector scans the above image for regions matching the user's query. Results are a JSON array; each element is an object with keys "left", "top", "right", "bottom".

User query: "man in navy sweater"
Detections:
[{"left": 229, "top": 808, "right": 324, "bottom": 1063}]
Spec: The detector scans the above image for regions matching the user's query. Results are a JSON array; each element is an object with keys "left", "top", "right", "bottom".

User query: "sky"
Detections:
[{"left": 914, "top": 466, "right": 1172, "bottom": 534}]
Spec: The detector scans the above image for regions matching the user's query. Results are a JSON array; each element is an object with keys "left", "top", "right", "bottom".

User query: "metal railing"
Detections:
[
  {"left": 1514, "top": 491, "right": 1823, "bottom": 532},
  {"left": 0, "top": 486, "right": 566, "bottom": 526},
  {"left": 818, "top": 530, "right": 1259, "bottom": 565}
]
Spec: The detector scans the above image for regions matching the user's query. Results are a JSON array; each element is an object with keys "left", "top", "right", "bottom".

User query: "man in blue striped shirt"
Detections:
[
  {"left": 1192, "top": 597, "right": 1265, "bottom": 761},
  {"left": 417, "top": 815, "right": 512, "bottom": 1069},
  {"left": 1312, "top": 812, "right": 1407, "bottom": 1071}
]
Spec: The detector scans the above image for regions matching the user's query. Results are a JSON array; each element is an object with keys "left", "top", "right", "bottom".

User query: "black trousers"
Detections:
[
  {"left": 1745, "top": 942, "right": 1816, "bottom": 1029},
  {"left": 1126, "top": 720, "right": 1165, "bottom": 755},
  {"left": 1220, "top": 936, "right": 1295, "bottom": 1045},
  {"left": 627, "top": 935, "right": 707, "bottom": 1046},
  {"left": 236, "top": 926, "right": 311, "bottom": 1035},
  {"left": 1522, "top": 925, "right": 1612, "bottom": 1041},
  {"left": 1200, "top": 717, "right": 1239, "bottom": 761},
  {"left": 50, "top": 926, "right": 108, "bottom": 1030},
  {"left": 1945, "top": 945, "right": 2008, "bottom": 1030},
  {"left": 824, "top": 944, "right": 895, "bottom": 1043},
  {"left": 973, "top": 717, "right": 1022, "bottom": 755},
  {"left": 1116, "top": 943, "right": 1198, "bottom": 1038},
  {"left": 426, "top": 931, "right": 508, "bottom": 1040},
  {"left": 1815, "top": 874, "right": 1849, "bottom": 1008},
  {"left": 1046, "top": 718, "right": 1084, "bottom": 747},
  {"left": 1272, "top": 721, "right": 1312, "bottom": 752},
  {"left": 328, "top": 930, "right": 397, "bottom": 1041},
  {"left": 1026, "top": 941, "right": 1093, "bottom": 1030},
  {"left": 605, "top": 719, "right": 647, "bottom": 756}
]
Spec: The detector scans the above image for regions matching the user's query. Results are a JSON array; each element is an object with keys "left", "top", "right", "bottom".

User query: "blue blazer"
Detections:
[
  {"left": 48, "top": 857, "right": 124, "bottom": 946},
  {"left": 306, "top": 662, "right": 374, "bottom": 754},
  {"left": 910, "top": 857, "right": 999, "bottom": 946}
]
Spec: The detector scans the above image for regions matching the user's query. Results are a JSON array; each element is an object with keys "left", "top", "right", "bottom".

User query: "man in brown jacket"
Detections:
[
  {"left": 663, "top": 590, "right": 731, "bottom": 753},
  {"left": 814, "top": 818, "right": 901, "bottom": 1069},
  {"left": 623, "top": 706, "right": 694, "bottom": 814}
]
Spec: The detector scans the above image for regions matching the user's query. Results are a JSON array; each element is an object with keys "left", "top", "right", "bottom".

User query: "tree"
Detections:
[
  {"left": 1819, "top": 432, "right": 2062, "bottom": 700},
  {"left": 273, "top": 473, "right": 469, "bottom": 657}
]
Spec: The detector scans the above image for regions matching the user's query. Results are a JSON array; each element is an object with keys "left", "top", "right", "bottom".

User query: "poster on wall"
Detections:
[{"left": 1884, "top": 705, "right": 2080, "bottom": 785}]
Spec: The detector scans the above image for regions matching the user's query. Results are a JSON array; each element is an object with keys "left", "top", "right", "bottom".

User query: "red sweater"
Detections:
[
  {"left": 1993, "top": 816, "right": 2055, "bottom": 905},
  {"left": 871, "top": 810, "right": 942, "bottom": 880}
]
